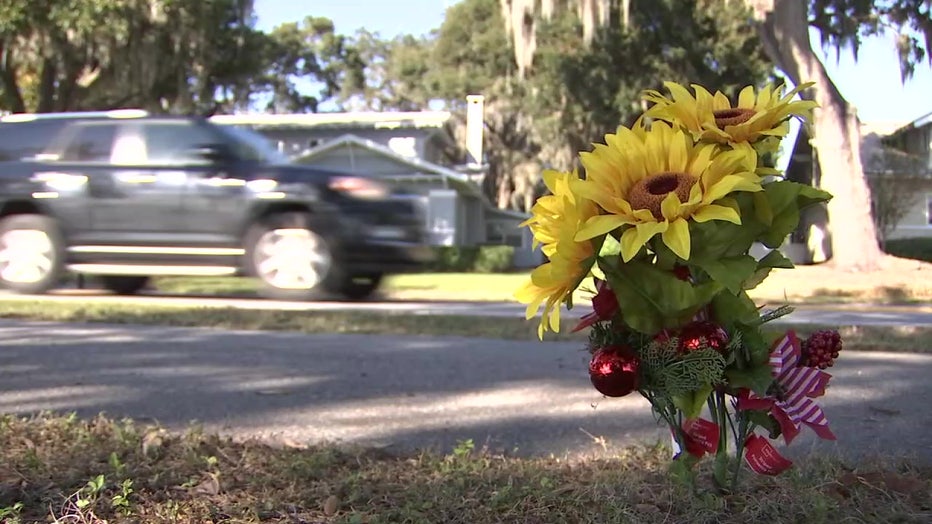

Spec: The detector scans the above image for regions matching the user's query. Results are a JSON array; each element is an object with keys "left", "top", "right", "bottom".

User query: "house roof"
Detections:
[
  {"left": 293, "top": 133, "right": 483, "bottom": 198},
  {"left": 209, "top": 111, "right": 451, "bottom": 131},
  {"left": 293, "top": 133, "right": 532, "bottom": 220},
  {"left": 887, "top": 110, "right": 932, "bottom": 137}
]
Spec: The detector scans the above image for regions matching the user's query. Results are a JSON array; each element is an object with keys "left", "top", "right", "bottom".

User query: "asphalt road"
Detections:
[
  {"left": 1, "top": 319, "right": 930, "bottom": 464},
  {"left": 1, "top": 290, "right": 931, "bottom": 326}
]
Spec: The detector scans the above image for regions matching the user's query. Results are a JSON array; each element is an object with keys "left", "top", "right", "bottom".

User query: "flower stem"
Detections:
[{"left": 731, "top": 415, "right": 751, "bottom": 492}]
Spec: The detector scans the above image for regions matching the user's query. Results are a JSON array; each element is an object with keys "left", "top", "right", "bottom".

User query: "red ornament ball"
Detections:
[
  {"left": 678, "top": 321, "right": 729, "bottom": 353},
  {"left": 589, "top": 345, "right": 639, "bottom": 397}
]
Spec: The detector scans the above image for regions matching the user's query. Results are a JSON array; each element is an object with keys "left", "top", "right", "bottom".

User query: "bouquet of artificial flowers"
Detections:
[{"left": 516, "top": 81, "right": 843, "bottom": 491}]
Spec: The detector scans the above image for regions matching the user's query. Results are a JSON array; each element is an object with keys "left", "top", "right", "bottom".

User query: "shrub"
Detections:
[
  {"left": 473, "top": 246, "right": 515, "bottom": 273},
  {"left": 883, "top": 237, "right": 932, "bottom": 263},
  {"left": 428, "top": 246, "right": 515, "bottom": 272}
]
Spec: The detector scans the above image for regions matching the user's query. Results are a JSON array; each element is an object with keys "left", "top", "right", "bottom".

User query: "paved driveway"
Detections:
[{"left": 1, "top": 320, "right": 929, "bottom": 464}]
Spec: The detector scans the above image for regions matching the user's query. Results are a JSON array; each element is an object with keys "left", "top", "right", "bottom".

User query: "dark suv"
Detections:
[{"left": 0, "top": 111, "right": 431, "bottom": 300}]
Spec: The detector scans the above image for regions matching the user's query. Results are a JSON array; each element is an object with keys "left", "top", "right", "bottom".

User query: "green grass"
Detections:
[
  {"left": 151, "top": 267, "right": 932, "bottom": 306},
  {"left": 0, "top": 298, "right": 930, "bottom": 352},
  {"left": 0, "top": 414, "right": 929, "bottom": 523}
]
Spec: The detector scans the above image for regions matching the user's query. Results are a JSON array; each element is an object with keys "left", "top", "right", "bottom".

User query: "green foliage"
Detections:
[
  {"left": 883, "top": 237, "right": 932, "bottom": 263},
  {"left": 640, "top": 340, "right": 727, "bottom": 398},
  {"left": 810, "top": 0, "right": 932, "bottom": 81},
  {"left": 426, "top": 246, "right": 515, "bottom": 273},
  {"left": 601, "top": 258, "right": 722, "bottom": 334},
  {"left": 0, "top": 1, "right": 356, "bottom": 114}
]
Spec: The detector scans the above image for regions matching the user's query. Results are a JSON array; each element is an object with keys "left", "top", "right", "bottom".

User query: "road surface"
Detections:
[{"left": 1, "top": 319, "right": 929, "bottom": 464}]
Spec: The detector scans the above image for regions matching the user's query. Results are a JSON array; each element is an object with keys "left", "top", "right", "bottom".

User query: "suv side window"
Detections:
[
  {"left": 58, "top": 123, "right": 118, "bottom": 162},
  {"left": 0, "top": 120, "right": 73, "bottom": 161},
  {"left": 141, "top": 121, "right": 223, "bottom": 166}
]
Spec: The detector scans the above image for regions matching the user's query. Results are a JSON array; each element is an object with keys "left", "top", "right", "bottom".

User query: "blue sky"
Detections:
[{"left": 255, "top": 0, "right": 932, "bottom": 125}]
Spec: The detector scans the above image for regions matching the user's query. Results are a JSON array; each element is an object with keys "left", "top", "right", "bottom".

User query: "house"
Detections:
[
  {"left": 872, "top": 111, "right": 932, "bottom": 239},
  {"left": 209, "top": 97, "right": 540, "bottom": 267},
  {"left": 775, "top": 113, "right": 932, "bottom": 264}
]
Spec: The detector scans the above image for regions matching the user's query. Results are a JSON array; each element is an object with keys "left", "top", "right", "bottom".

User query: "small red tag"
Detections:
[
  {"left": 744, "top": 434, "right": 793, "bottom": 475},
  {"left": 683, "top": 418, "right": 720, "bottom": 455}
]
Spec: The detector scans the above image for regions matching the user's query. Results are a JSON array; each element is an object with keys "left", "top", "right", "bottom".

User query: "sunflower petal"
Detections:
[
  {"left": 662, "top": 218, "right": 691, "bottom": 260},
  {"left": 704, "top": 174, "right": 762, "bottom": 202},
  {"left": 692, "top": 204, "right": 741, "bottom": 224},
  {"left": 576, "top": 215, "right": 627, "bottom": 241},
  {"left": 661, "top": 192, "right": 682, "bottom": 221},
  {"left": 621, "top": 221, "right": 667, "bottom": 261},
  {"left": 737, "top": 85, "right": 756, "bottom": 108}
]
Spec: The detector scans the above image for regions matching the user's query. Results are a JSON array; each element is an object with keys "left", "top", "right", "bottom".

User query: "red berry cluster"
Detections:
[{"left": 801, "top": 330, "right": 842, "bottom": 369}]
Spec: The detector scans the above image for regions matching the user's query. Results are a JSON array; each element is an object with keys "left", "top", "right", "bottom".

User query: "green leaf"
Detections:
[
  {"left": 711, "top": 290, "right": 760, "bottom": 331},
  {"left": 743, "top": 250, "right": 794, "bottom": 290},
  {"left": 797, "top": 184, "right": 833, "bottom": 209},
  {"left": 753, "top": 191, "right": 773, "bottom": 226},
  {"left": 669, "top": 454, "right": 699, "bottom": 487},
  {"left": 671, "top": 384, "right": 713, "bottom": 419},
  {"left": 696, "top": 255, "right": 759, "bottom": 294},
  {"left": 756, "top": 181, "right": 832, "bottom": 248},
  {"left": 725, "top": 365, "right": 774, "bottom": 396},
  {"left": 601, "top": 259, "right": 722, "bottom": 334},
  {"left": 745, "top": 410, "right": 782, "bottom": 440},
  {"left": 758, "top": 249, "right": 795, "bottom": 270}
]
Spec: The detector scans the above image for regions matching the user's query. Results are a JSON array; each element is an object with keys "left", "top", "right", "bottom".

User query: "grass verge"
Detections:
[
  {"left": 0, "top": 299, "right": 930, "bottom": 352},
  {"left": 151, "top": 256, "right": 932, "bottom": 305},
  {"left": 0, "top": 414, "right": 929, "bottom": 524}
]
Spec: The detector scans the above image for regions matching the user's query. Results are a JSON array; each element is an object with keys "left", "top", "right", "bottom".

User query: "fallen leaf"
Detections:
[
  {"left": 323, "top": 494, "right": 340, "bottom": 516},
  {"left": 192, "top": 473, "right": 221, "bottom": 496},
  {"left": 141, "top": 429, "right": 166, "bottom": 457}
]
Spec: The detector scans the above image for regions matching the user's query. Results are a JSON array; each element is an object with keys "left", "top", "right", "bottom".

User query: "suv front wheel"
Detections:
[
  {"left": 0, "top": 214, "right": 64, "bottom": 294},
  {"left": 245, "top": 213, "right": 337, "bottom": 301}
]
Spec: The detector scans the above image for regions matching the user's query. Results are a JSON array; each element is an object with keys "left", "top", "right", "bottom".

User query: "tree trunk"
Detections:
[
  {"left": 754, "top": 0, "right": 884, "bottom": 271},
  {"left": 0, "top": 44, "right": 27, "bottom": 113}
]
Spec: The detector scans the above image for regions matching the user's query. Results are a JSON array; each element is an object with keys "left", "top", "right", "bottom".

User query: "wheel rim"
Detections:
[
  {"left": 254, "top": 228, "right": 332, "bottom": 290},
  {"left": 0, "top": 229, "right": 55, "bottom": 284}
]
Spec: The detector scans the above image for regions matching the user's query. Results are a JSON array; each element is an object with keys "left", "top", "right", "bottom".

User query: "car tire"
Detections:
[
  {"left": 330, "top": 273, "right": 383, "bottom": 301},
  {"left": 99, "top": 275, "right": 150, "bottom": 295},
  {"left": 245, "top": 212, "right": 341, "bottom": 301},
  {"left": 0, "top": 214, "right": 64, "bottom": 294}
]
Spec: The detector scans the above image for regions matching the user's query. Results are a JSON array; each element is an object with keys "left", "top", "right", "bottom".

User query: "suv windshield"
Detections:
[{"left": 214, "top": 125, "right": 291, "bottom": 165}]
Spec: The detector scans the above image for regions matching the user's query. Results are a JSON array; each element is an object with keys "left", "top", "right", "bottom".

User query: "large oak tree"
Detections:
[{"left": 499, "top": 0, "right": 932, "bottom": 271}]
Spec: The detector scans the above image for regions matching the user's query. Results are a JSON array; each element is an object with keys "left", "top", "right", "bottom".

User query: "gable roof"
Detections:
[
  {"left": 888, "top": 110, "right": 932, "bottom": 137},
  {"left": 293, "top": 133, "right": 482, "bottom": 197},
  {"left": 293, "top": 133, "right": 532, "bottom": 221},
  {"left": 209, "top": 111, "right": 451, "bottom": 131}
]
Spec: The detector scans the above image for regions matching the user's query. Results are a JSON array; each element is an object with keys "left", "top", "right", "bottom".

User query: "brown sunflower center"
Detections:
[
  {"left": 628, "top": 172, "right": 697, "bottom": 219},
  {"left": 713, "top": 107, "right": 755, "bottom": 128}
]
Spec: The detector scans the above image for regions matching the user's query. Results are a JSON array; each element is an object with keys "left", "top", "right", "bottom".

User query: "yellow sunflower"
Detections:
[
  {"left": 515, "top": 169, "right": 598, "bottom": 338},
  {"left": 574, "top": 121, "right": 761, "bottom": 262},
  {"left": 642, "top": 81, "right": 817, "bottom": 149}
]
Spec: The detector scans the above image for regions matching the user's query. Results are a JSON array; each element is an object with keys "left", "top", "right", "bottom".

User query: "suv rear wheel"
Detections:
[
  {"left": 99, "top": 275, "right": 150, "bottom": 295},
  {"left": 0, "top": 214, "right": 64, "bottom": 294},
  {"left": 245, "top": 212, "right": 337, "bottom": 301}
]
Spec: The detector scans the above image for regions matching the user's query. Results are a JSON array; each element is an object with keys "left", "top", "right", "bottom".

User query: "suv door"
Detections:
[
  {"left": 139, "top": 119, "right": 249, "bottom": 247},
  {"left": 50, "top": 121, "right": 187, "bottom": 245}
]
